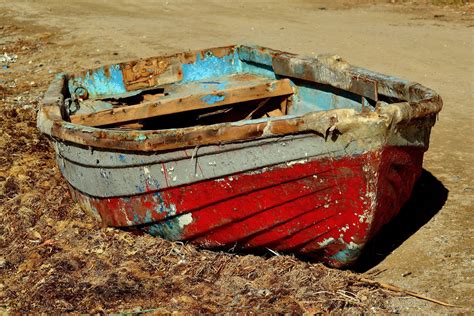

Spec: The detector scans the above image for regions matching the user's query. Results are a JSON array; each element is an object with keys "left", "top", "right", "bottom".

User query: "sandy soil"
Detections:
[{"left": 1, "top": 0, "right": 472, "bottom": 313}]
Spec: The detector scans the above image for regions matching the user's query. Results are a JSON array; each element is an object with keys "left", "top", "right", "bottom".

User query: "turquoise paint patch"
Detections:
[
  {"left": 201, "top": 94, "right": 225, "bottom": 105},
  {"left": 68, "top": 64, "right": 127, "bottom": 98},
  {"left": 291, "top": 83, "right": 362, "bottom": 115},
  {"left": 146, "top": 214, "right": 189, "bottom": 241},
  {"left": 200, "top": 81, "right": 227, "bottom": 90},
  {"left": 135, "top": 134, "right": 147, "bottom": 141},
  {"left": 147, "top": 221, "right": 180, "bottom": 241},
  {"left": 237, "top": 46, "right": 273, "bottom": 66},
  {"left": 329, "top": 244, "right": 362, "bottom": 263},
  {"left": 132, "top": 210, "right": 153, "bottom": 225},
  {"left": 132, "top": 191, "right": 190, "bottom": 240},
  {"left": 181, "top": 51, "right": 241, "bottom": 83},
  {"left": 127, "top": 192, "right": 169, "bottom": 225},
  {"left": 238, "top": 46, "right": 278, "bottom": 78},
  {"left": 152, "top": 192, "right": 167, "bottom": 214},
  {"left": 240, "top": 61, "right": 277, "bottom": 79},
  {"left": 145, "top": 210, "right": 153, "bottom": 223}
]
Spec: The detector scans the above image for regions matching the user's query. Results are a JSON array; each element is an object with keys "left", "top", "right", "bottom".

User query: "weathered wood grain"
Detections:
[{"left": 70, "top": 78, "right": 293, "bottom": 127}]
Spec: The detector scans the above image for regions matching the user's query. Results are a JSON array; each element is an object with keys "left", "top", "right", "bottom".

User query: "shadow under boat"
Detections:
[{"left": 351, "top": 169, "right": 449, "bottom": 272}]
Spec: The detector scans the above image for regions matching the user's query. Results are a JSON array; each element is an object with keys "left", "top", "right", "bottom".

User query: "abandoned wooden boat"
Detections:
[{"left": 38, "top": 45, "right": 442, "bottom": 267}]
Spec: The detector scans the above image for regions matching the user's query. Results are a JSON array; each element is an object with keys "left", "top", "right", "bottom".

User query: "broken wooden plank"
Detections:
[
  {"left": 70, "top": 79, "right": 294, "bottom": 127},
  {"left": 196, "top": 107, "right": 233, "bottom": 120},
  {"left": 280, "top": 97, "right": 288, "bottom": 115},
  {"left": 244, "top": 98, "right": 270, "bottom": 120},
  {"left": 115, "top": 122, "right": 144, "bottom": 130},
  {"left": 142, "top": 93, "right": 165, "bottom": 101},
  {"left": 267, "top": 109, "right": 284, "bottom": 117}
]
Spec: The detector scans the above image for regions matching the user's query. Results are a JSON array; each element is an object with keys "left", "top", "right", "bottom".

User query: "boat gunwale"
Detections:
[{"left": 37, "top": 45, "right": 443, "bottom": 152}]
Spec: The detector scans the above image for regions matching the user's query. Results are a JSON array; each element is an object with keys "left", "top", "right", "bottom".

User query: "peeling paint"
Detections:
[
  {"left": 329, "top": 241, "right": 363, "bottom": 264},
  {"left": 201, "top": 94, "right": 225, "bottom": 105},
  {"left": 318, "top": 237, "right": 335, "bottom": 247},
  {"left": 181, "top": 51, "right": 240, "bottom": 83},
  {"left": 285, "top": 159, "right": 308, "bottom": 167},
  {"left": 135, "top": 134, "right": 147, "bottom": 141},
  {"left": 40, "top": 44, "right": 441, "bottom": 268},
  {"left": 68, "top": 64, "right": 127, "bottom": 98}
]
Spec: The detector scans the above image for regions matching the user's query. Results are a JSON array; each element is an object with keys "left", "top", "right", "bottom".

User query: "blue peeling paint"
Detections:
[
  {"left": 121, "top": 191, "right": 190, "bottom": 241},
  {"left": 135, "top": 134, "right": 147, "bottom": 141},
  {"left": 127, "top": 191, "right": 169, "bottom": 225},
  {"left": 329, "top": 243, "right": 362, "bottom": 263},
  {"left": 118, "top": 154, "right": 126, "bottom": 162},
  {"left": 119, "top": 189, "right": 189, "bottom": 240},
  {"left": 64, "top": 46, "right": 365, "bottom": 119},
  {"left": 146, "top": 214, "right": 189, "bottom": 241},
  {"left": 238, "top": 46, "right": 279, "bottom": 79},
  {"left": 147, "top": 220, "right": 182, "bottom": 240},
  {"left": 291, "top": 82, "right": 363, "bottom": 115},
  {"left": 152, "top": 192, "right": 168, "bottom": 213},
  {"left": 181, "top": 51, "right": 241, "bottom": 83},
  {"left": 145, "top": 210, "right": 153, "bottom": 223},
  {"left": 200, "top": 81, "right": 227, "bottom": 90},
  {"left": 238, "top": 46, "right": 273, "bottom": 66},
  {"left": 68, "top": 64, "right": 127, "bottom": 98},
  {"left": 132, "top": 209, "right": 153, "bottom": 225},
  {"left": 201, "top": 94, "right": 225, "bottom": 105},
  {"left": 241, "top": 61, "right": 277, "bottom": 79},
  {"left": 135, "top": 184, "right": 146, "bottom": 194}
]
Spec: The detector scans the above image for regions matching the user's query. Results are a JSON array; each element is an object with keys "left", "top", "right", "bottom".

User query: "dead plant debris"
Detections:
[{"left": 0, "top": 14, "right": 446, "bottom": 314}]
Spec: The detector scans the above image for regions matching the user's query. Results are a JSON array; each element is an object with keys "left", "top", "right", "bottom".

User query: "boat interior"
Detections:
[{"left": 65, "top": 45, "right": 385, "bottom": 131}]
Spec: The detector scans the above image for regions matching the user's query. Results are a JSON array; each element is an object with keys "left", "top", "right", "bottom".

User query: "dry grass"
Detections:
[
  {"left": 0, "top": 93, "right": 393, "bottom": 313},
  {"left": 0, "top": 22, "right": 403, "bottom": 314}
]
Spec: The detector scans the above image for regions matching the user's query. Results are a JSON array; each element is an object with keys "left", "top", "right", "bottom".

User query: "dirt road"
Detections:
[{"left": 1, "top": 0, "right": 472, "bottom": 312}]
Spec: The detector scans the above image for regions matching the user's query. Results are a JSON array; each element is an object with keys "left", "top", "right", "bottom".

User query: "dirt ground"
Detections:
[{"left": 1, "top": 0, "right": 473, "bottom": 313}]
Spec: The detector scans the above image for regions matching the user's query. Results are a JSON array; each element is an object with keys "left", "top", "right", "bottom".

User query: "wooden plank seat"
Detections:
[{"left": 70, "top": 74, "right": 294, "bottom": 127}]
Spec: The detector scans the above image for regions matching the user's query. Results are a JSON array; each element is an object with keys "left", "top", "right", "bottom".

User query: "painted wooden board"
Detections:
[
  {"left": 70, "top": 75, "right": 294, "bottom": 127},
  {"left": 69, "top": 146, "right": 425, "bottom": 267},
  {"left": 39, "top": 45, "right": 442, "bottom": 268}
]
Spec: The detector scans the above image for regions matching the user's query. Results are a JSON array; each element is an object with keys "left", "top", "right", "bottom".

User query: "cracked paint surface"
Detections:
[
  {"left": 40, "top": 45, "right": 441, "bottom": 267},
  {"left": 67, "top": 146, "right": 424, "bottom": 267}
]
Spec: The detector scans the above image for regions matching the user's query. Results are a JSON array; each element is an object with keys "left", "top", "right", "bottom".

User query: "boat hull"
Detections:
[
  {"left": 66, "top": 143, "right": 424, "bottom": 267},
  {"left": 39, "top": 45, "right": 442, "bottom": 267}
]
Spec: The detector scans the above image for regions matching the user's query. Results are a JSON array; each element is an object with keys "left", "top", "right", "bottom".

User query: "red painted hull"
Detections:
[{"left": 71, "top": 146, "right": 424, "bottom": 267}]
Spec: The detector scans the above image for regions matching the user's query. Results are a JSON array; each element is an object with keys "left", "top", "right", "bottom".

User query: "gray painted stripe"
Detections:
[
  {"left": 57, "top": 134, "right": 368, "bottom": 198},
  {"left": 56, "top": 134, "right": 315, "bottom": 168}
]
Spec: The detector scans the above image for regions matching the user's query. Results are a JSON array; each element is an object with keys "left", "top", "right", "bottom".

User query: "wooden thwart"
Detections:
[{"left": 71, "top": 79, "right": 294, "bottom": 127}]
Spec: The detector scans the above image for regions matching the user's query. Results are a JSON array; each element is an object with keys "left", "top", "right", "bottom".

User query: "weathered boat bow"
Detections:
[{"left": 38, "top": 45, "right": 442, "bottom": 267}]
